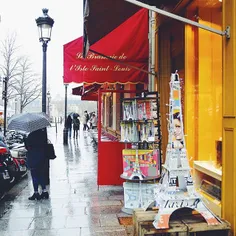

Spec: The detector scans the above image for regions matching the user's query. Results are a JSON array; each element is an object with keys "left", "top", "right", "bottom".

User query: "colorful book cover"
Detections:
[{"left": 122, "top": 149, "right": 160, "bottom": 177}]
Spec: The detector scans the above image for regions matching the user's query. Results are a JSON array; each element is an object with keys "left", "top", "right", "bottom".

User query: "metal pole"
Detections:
[
  {"left": 63, "top": 84, "right": 68, "bottom": 145},
  {"left": 125, "top": 0, "right": 230, "bottom": 38},
  {"left": 42, "top": 42, "right": 48, "bottom": 113},
  {"left": 3, "top": 77, "right": 8, "bottom": 136},
  {"left": 47, "top": 95, "right": 50, "bottom": 117},
  {"left": 15, "top": 98, "right": 17, "bottom": 114},
  {"left": 148, "top": 10, "right": 156, "bottom": 92}
]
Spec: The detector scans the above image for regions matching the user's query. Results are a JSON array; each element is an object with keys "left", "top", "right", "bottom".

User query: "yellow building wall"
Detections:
[
  {"left": 198, "top": 8, "right": 222, "bottom": 161},
  {"left": 185, "top": 7, "right": 222, "bottom": 164},
  {"left": 185, "top": 9, "right": 198, "bottom": 165},
  {"left": 222, "top": 0, "right": 236, "bottom": 234}
]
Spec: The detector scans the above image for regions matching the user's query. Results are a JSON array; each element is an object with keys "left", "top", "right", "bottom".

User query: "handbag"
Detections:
[{"left": 46, "top": 141, "right": 57, "bottom": 160}]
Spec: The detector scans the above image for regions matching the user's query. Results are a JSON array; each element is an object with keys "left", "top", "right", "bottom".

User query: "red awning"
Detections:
[
  {"left": 72, "top": 83, "right": 101, "bottom": 101},
  {"left": 83, "top": 0, "right": 180, "bottom": 46},
  {"left": 81, "top": 93, "right": 98, "bottom": 101},
  {"left": 83, "top": 0, "right": 140, "bottom": 46},
  {"left": 64, "top": 8, "right": 148, "bottom": 85}
]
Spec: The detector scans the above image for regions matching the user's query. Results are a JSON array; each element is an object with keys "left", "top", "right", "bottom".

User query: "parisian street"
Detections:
[{"left": 0, "top": 125, "right": 132, "bottom": 236}]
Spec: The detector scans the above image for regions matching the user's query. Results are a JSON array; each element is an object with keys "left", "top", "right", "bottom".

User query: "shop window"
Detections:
[{"left": 185, "top": 4, "right": 223, "bottom": 217}]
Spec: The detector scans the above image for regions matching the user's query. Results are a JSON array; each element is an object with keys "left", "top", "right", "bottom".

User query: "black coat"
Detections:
[
  {"left": 24, "top": 128, "right": 47, "bottom": 169},
  {"left": 66, "top": 116, "right": 72, "bottom": 129}
]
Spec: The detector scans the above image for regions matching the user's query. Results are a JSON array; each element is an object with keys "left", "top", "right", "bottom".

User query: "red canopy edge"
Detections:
[
  {"left": 81, "top": 93, "right": 98, "bottom": 101},
  {"left": 72, "top": 83, "right": 101, "bottom": 96},
  {"left": 63, "top": 8, "right": 149, "bottom": 85},
  {"left": 72, "top": 83, "right": 101, "bottom": 101}
]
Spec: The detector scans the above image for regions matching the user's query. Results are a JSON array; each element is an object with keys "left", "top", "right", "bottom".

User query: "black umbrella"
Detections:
[
  {"left": 7, "top": 112, "right": 51, "bottom": 133},
  {"left": 72, "top": 113, "right": 80, "bottom": 119}
]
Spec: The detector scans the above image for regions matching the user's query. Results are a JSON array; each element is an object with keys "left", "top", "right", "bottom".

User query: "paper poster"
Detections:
[
  {"left": 123, "top": 182, "right": 158, "bottom": 209},
  {"left": 122, "top": 149, "right": 160, "bottom": 178}
]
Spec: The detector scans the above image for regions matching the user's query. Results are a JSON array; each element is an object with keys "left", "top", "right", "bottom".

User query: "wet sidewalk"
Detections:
[{"left": 0, "top": 125, "right": 133, "bottom": 236}]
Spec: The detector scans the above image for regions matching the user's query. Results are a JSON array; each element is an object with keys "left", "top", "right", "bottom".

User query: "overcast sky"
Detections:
[{"left": 0, "top": 0, "right": 83, "bottom": 99}]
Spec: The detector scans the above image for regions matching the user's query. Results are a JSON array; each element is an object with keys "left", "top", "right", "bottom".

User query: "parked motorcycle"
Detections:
[
  {"left": 6, "top": 131, "right": 25, "bottom": 147},
  {"left": 0, "top": 160, "right": 10, "bottom": 196},
  {"left": 10, "top": 144, "right": 27, "bottom": 178},
  {"left": 0, "top": 147, "right": 19, "bottom": 184}
]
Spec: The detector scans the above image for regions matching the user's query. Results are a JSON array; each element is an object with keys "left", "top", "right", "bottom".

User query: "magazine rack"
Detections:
[{"left": 120, "top": 92, "right": 162, "bottom": 213}]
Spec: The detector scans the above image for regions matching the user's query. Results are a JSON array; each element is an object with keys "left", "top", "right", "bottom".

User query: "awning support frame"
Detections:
[{"left": 125, "top": 0, "right": 230, "bottom": 39}]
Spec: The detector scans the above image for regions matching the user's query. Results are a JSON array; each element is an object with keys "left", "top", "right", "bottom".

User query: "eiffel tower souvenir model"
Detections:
[
  {"left": 129, "top": 149, "right": 146, "bottom": 180},
  {"left": 153, "top": 73, "right": 221, "bottom": 229}
]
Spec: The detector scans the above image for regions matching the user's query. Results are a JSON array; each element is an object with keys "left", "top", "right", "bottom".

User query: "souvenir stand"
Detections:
[
  {"left": 97, "top": 89, "right": 142, "bottom": 186},
  {"left": 119, "top": 91, "right": 162, "bottom": 214}
]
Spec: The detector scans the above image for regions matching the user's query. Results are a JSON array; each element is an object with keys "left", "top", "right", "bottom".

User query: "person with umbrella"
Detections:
[
  {"left": 24, "top": 128, "right": 49, "bottom": 200},
  {"left": 8, "top": 112, "right": 51, "bottom": 200}
]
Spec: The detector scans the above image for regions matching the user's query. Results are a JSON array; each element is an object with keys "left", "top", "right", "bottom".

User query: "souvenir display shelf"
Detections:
[
  {"left": 120, "top": 92, "right": 162, "bottom": 214},
  {"left": 193, "top": 160, "right": 222, "bottom": 217}
]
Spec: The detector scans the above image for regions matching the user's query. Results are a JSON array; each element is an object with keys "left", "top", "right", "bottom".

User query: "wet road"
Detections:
[{"left": 0, "top": 125, "right": 133, "bottom": 236}]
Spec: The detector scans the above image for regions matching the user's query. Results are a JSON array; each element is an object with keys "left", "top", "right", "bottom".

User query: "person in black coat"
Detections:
[
  {"left": 24, "top": 128, "right": 49, "bottom": 200},
  {"left": 65, "top": 115, "right": 72, "bottom": 138},
  {"left": 72, "top": 116, "right": 80, "bottom": 139}
]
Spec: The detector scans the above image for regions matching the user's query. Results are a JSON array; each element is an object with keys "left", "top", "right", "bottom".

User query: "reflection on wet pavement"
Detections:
[{"left": 0, "top": 125, "right": 133, "bottom": 236}]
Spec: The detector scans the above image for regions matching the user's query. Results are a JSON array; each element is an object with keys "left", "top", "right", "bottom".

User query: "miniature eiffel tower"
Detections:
[
  {"left": 129, "top": 149, "right": 146, "bottom": 180},
  {"left": 153, "top": 72, "right": 220, "bottom": 229}
]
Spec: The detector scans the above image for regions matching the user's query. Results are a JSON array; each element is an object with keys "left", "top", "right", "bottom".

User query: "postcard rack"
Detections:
[{"left": 120, "top": 92, "right": 162, "bottom": 214}]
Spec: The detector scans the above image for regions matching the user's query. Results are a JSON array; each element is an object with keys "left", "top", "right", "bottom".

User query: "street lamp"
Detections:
[
  {"left": 63, "top": 83, "right": 69, "bottom": 145},
  {"left": 47, "top": 90, "right": 51, "bottom": 117},
  {"left": 14, "top": 98, "right": 17, "bottom": 114},
  {"left": 36, "top": 9, "right": 54, "bottom": 113},
  {"left": 2, "top": 77, "right": 8, "bottom": 136}
]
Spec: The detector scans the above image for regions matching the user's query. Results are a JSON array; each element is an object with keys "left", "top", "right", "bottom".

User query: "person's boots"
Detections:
[
  {"left": 40, "top": 191, "right": 49, "bottom": 199},
  {"left": 28, "top": 192, "right": 41, "bottom": 200}
]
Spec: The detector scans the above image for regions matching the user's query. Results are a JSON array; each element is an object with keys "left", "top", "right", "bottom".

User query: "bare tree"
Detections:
[
  {"left": 0, "top": 32, "right": 21, "bottom": 100},
  {"left": 11, "top": 57, "right": 41, "bottom": 112}
]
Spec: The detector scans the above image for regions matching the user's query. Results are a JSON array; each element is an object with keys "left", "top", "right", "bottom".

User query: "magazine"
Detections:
[{"left": 122, "top": 149, "right": 160, "bottom": 177}]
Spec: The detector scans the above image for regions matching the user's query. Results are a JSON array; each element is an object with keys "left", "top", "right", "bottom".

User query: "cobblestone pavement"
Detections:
[{"left": 0, "top": 124, "right": 134, "bottom": 236}]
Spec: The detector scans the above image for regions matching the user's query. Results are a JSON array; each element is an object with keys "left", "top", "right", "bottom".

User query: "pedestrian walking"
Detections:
[
  {"left": 89, "top": 112, "right": 93, "bottom": 129},
  {"left": 72, "top": 116, "right": 80, "bottom": 138},
  {"left": 65, "top": 115, "right": 72, "bottom": 138},
  {"left": 83, "top": 111, "right": 90, "bottom": 131},
  {"left": 24, "top": 128, "right": 49, "bottom": 200},
  {"left": 90, "top": 113, "right": 97, "bottom": 129}
]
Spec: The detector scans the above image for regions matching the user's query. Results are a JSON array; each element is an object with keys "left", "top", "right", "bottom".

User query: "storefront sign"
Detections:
[{"left": 63, "top": 9, "right": 148, "bottom": 84}]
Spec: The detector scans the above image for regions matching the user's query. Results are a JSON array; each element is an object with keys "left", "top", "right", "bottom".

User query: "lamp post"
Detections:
[
  {"left": 2, "top": 77, "right": 8, "bottom": 136},
  {"left": 47, "top": 90, "right": 51, "bottom": 118},
  {"left": 14, "top": 98, "right": 17, "bottom": 114},
  {"left": 36, "top": 9, "right": 54, "bottom": 113},
  {"left": 63, "top": 83, "right": 69, "bottom": 145}
]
